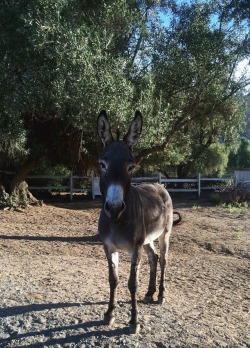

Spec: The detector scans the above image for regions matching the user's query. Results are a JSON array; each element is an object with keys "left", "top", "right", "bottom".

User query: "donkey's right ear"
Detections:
[
  {"left": 123, "top": 110, "right": 143, "bottom": 147},
  {"left": 97, "top": 110, "right": 114, "bottom": 146}
]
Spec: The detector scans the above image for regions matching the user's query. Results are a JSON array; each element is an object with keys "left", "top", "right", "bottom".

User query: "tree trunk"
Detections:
[
  {"left": 177, "top": 164, "right": 189, "bottom": 179},
  {"left": 2, "top": 159, "right": 42, "bottom": 208},
  {"left": 176, "top": 164, "right": 190, "bottom": 188},
  {"left": 8, "top": 180, "right": 41, "bottom": 208},
  {"left": 9, "top": 159, "right": 37, "bottom": 195}
]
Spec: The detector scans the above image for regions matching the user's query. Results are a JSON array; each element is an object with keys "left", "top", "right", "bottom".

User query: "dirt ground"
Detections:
[{"left": 0, "top": 194, "right": 249, "bottom": 348}]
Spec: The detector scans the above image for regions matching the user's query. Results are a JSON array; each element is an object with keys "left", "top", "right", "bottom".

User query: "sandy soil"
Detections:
[{"left": 0, "top": 195, "right": 249, "bottom": 348}]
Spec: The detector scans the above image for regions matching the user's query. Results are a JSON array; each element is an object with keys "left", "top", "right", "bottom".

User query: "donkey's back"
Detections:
[{"left": 131, "top": 183, "right": 173, "bottom": 244}]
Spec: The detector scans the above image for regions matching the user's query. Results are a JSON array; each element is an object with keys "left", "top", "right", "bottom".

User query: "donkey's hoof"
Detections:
[
  {"left": 129, "top": 323, "right": 140, "bottom": 334},
  {"left": 158, "top": 296, "right": 165, "bottom": 305},
  {"left": 104, "top": 313, "right": 115, "bottom": 326},
  {"left": 143, "top": 295, "right": 153, "bottom": 304}
]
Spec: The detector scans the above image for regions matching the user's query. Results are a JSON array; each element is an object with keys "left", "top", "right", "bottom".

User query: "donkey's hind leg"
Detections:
[
  {"left": 143, "top": 242, "right": 158, "bottom": 304},
  {"left": 103, "top": 245, "right": 119, "bottom": 325},
  {"left": 158, "top": 231, "right": 171, "bottom": 304}
]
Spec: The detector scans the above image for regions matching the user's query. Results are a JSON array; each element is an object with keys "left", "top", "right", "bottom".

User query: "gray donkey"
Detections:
[{"left": 97, "top": 110, "right": 181, "bottom": 334}]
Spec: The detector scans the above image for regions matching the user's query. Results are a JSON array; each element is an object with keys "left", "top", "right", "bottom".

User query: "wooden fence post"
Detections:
[
  {"left": 198, "top": 173, "right": 201, "bottom": 198},
  {"left": 158, "top": 172, "right": 162, "bottom": 184},
  {"left": 92, "top": 176, "right": 101, "bottom": 199}
]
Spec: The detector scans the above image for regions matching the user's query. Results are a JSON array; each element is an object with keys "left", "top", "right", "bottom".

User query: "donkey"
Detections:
[{"left": 97, "top": 110, "right": 181, "bottom": 334}]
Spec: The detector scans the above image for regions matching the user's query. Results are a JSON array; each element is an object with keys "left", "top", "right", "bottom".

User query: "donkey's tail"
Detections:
[{"left": 173, "top": 211, "right": 182, "bottom": 225}]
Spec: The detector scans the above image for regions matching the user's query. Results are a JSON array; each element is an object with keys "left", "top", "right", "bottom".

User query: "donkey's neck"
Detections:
[{"left": 111, "top": 185, "right": 142, "bottom": 225}]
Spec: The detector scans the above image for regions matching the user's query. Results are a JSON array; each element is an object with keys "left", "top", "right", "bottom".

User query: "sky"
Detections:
[{"left": 235, "top": 58, "right": 250, "bottom": 80}]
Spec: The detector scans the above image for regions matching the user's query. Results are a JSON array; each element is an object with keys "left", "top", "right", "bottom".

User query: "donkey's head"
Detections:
[{"left": 97, "top": 110, "right": 142, "bottom": 219}]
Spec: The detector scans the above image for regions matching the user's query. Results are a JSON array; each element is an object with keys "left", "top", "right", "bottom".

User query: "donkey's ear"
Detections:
[
  {"left": 124, "top": 110, "right": 143, "bottom": 147},
  {"left": 97, "top": 110, "right": 113, "bottom": 146}
]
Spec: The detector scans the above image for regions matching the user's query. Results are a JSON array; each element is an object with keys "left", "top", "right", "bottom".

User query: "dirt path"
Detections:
[{"left": 0, "top": 197, "right": 249, "bottom": 348}]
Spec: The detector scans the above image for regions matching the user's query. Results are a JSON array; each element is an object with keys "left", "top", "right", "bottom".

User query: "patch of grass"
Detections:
[
  {"left": 219, "top": 201, "right": 249, "bottom": 214},
  {"left": 192, "top": 204, "right": 201, "bottom": 210},
  {"left": 208, "top": 190, "right": 250, "bottom": 207},
  {"left": 232, "top": 230, "right": 244, "bottom": 239}
]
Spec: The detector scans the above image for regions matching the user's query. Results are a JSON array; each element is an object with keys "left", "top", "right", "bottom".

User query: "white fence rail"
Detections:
[
  {"left": 130, "top": 173, "right": 234, "bottom": 198},
  {"left": 26, "top": 172, "right": 91, "bottom": 201},
  {"left": 0, "top": 171, "right": 236, "bottom": 200}
]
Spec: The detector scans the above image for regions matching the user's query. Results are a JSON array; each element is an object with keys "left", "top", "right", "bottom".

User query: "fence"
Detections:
[
  {"left": 0, "top": 171, "right": 235, "bottom": 200},
  {"left": 26, "top": 172, "right": 91, "bottom": 201},
  {"left": 161, "top": 173, "right": 235, "bottom": 197},
  {"left": 23, "top": 172, "right": 237, "bottom": 199},
  {"left": 234, "top": 169, "right": 250, "bottom": 185},
  {"left": 132, "top": 173, "right": 234, "bottom": 198}
]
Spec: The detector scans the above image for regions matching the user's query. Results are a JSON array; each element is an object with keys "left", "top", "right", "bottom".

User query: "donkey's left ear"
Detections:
[{"left": 124, "top": 110, "right": 143, "bottom": 147}]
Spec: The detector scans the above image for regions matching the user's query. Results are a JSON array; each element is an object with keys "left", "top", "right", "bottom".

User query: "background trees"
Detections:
[
  {"left": 143, "top": 0, "right": 249, "bottom": 175},
  {"left": 0, "top": 0, "right": 249, "bottom": 204},
  {"left": 228, "top": 137, "right": 250, "bottom": 170}
]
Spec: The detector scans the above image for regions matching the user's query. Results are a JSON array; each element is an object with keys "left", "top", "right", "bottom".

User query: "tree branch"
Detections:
[{"left": 136, "top": 114, "right": 189, "bottom": 163}]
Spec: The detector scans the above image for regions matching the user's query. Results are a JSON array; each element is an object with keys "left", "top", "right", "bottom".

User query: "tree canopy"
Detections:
[{"left": 0, "top": 0, "right": 249, "bottom": 198}]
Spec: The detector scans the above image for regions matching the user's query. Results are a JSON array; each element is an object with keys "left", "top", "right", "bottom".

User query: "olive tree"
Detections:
[{"left": 0, "top": 0, "right": 249, "bottom": 206}]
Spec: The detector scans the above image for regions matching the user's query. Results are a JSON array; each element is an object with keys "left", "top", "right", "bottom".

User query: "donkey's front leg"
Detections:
[
  {"left": 128, "top": 247, "right": 142, "bottom": 334},
  {"left": 103, "top": 245, "right": 119, "bottom": 325}
]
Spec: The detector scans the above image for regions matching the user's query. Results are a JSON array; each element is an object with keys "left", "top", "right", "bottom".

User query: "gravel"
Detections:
[{"left": 0, "top": 199, "right": 249, "bottom": 347}]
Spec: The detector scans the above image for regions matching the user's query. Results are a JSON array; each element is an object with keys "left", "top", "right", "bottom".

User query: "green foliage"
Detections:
[
  {"left": 0, "top": 0, "right": 140, "bottom": 170},
  {"left": 232, "top": 230, "right": 244, "bottom": 239},
  {"left": 0, "top": 115, "right": 28, "bottom": 165},
  {"left": 0, "top": 0, "right": 249, "bottom": 179},
  {"left": 148, "top": 0, "right": 248, "bottom": 175},
  {"left": 26, "top": 158, "right": 70, "bottom": 189},
  {"left": 228, "top": 137, "right": 250, "bottom": 169},
  {"left": 196, "top": 143, "right": 229, "bottom": 177},
  {"left": 209, "top": 189, "right": 250, "bottom": 207},
  {"left": 192, "top": 204, "right": 201, "bottom": 210},
  {"left": 31, "top": 158, "right": 70, "bottom": 176},
  {"left": 219, "top": 201, "right": 249, "bottom": 214}
]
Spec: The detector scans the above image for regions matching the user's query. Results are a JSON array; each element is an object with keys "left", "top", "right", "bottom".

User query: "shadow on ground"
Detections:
[
  {"left": 0, "top": 301, "right": 131, "bottom": 348},
  {"left": 0, "top": 234, "right": 101, "bottom": 245}
]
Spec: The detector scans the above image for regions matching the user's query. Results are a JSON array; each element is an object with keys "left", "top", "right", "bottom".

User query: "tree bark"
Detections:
[
  {"left": 9, "top": 158, "right": 37, "bottom": 195},
  {"left": 6, "top": 158, "right": 41, "bottom": 208}
]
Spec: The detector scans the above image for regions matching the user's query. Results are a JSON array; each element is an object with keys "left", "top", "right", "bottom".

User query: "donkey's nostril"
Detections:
[
  {"left": 105, "top": 201, "right": 116, "bottom": 211},
  {"left": 121, "top": 201, "right": 126, "bottom": 211},
  {"left": 104, "top": 200, "right": 126, "bottom": 219},
  {"left": 104, "top": 201, "right": 112, "bottom": 218}
]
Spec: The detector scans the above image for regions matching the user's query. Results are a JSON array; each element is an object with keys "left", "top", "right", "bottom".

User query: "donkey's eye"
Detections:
[
  {"left": 99, "top": 161, "right": 107, "bottom": 172},
  {"left": 128, "top": 164, "right": 135, "bottom": 173}
]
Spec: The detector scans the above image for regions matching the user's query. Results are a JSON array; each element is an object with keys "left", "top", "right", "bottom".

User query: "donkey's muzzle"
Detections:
[{"left": 104, "top": 200, "right": 126, "bottom": 219}]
